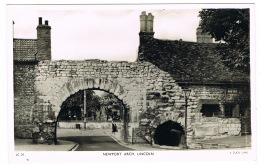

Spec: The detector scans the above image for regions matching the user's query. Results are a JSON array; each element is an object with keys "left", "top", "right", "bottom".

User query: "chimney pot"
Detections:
[
  {"left": 45, "top": 20, "right": 49, "bottom": 26},
  {"left": 39, "top": 17, "right": 42, "bottom": 25}
]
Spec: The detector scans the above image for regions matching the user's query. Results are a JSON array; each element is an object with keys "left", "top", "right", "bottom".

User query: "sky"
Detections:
[{"left": 7, "top": 5, "right": 201, "bottom": 62}]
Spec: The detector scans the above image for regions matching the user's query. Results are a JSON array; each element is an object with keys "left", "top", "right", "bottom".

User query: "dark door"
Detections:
[{"left": 240, "top": 116, "right": 251, "bottom": 135}]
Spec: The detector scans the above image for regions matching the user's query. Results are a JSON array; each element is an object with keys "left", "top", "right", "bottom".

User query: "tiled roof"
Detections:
[
  {"left": 13, "top": 39, "right": 37, "bottom": 61},
  {"left": 139, "top": 38, "right": 249, "bottom": 83}
]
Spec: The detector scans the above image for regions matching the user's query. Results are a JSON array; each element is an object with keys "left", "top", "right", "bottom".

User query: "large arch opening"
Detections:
[
  {"left": 56, "top": 88, "right": 130, "bottom": 142},
  {"left": 57, "top": 89, "right": 125, "bottom": 122},
  {"left": 153, "top": 120, "right": 184, "bottom": 146}
]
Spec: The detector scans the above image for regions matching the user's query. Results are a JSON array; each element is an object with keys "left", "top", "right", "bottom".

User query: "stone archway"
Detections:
[
  {"left": 35, "top": 78, "right": 133, "bottom": 143},
  {"left": 17, "top": 60, "right": 196, "bottom": 145},
  {"left": 49, "top": 78, "right": 129, "bottom": 117}
]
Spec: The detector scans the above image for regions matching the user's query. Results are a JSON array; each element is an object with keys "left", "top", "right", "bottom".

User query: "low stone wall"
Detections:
[
  {"left": 192, "top": 117, "right": 241, "bottom": 140},
  {"left": 58, "top": 121, "right": 122, "bottom": 129},
  {"left": 14, "top": 125, "right": 36, "bottom": 139}
]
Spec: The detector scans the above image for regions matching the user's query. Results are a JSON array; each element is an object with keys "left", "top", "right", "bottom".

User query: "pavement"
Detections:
[
  {"left": 103, "top": 129, "right": 168, "bottom": 151},
  {"left": 15, "top": 139, "right": 78, "bottom": 151},
  {"left": 193, "top": 135, "right": 251, "bottom": 150},
  {"left": 104, "top": 129, "right": 251, "bottom": 150},
  {"left": 14, "top": 128, "right": 251, "bottom": 151}
]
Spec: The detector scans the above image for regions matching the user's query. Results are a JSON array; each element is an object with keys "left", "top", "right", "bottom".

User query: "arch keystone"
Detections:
[
  {"left": 94, "top": 78, "right": 101, "bottom": 88},
  {"left": 103, "top": 80, "right": 111, "bottom": 91},
  {"left": 87, "top": 79, "right": 94, "bottom": 88}
]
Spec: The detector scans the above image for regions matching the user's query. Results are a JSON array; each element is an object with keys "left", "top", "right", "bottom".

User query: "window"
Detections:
[
  {"left": 224, "top": 104, "right": 240, "bottom": 117},
  {"left": 224, "top": 104, "right": 234, "bottom": 117},
  {"left": 200, "top": 104, "right": 221, "bottom": 117}
]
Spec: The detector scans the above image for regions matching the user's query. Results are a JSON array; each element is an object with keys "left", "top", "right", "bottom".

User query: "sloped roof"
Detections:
[
  {"left": 138, "top": 38, "right": 249, "bottom": 83},
  {"left": 13, "top": 39, "right": 37, "bottom": 61}
]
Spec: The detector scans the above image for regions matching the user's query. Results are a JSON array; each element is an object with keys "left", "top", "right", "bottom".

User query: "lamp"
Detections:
[
  {"left": 183, "top": 88, "right": 191, "bottom": 149},
  {"left": 183, "top": 88, "right": 191, "bottom": 98}
]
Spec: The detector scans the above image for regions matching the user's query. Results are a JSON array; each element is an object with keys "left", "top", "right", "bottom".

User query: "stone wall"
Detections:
[
  {"left": 187, "top": 84, "right": 240, "bottom": 119},
  {"left": 185, "top": 84, "right": 242, "bottom": 142},
  {"left": 14, "top": 59, "right": 244, "bottom": 145},
  {"left": 58, "top": 121, "right": 122, "bottom": 129},
  {"left": 138, "top": 84, "right": 242, "bottom": 145},
  {"left": 192, "top": 117, "right": 240, "bottom": 140},
  {"left": 32, "top": 60, "right": 186, "bottom": 142},
  {"left": 34, "top": 60, "right": 183, "bottom": 121},
  {"left": 14, "top": 63, "right": 37, "bottom": 138}
]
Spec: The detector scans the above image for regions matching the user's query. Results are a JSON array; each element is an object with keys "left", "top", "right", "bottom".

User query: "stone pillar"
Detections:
[
  {"left": 219, "top": 103, "right": 225, "bottom": 116},
  {"left": 36, "top": 17, "right": 51, "bottom": 61}
]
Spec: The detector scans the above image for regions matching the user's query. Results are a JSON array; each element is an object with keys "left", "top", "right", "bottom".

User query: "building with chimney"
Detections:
[
  {"left": 13, "top": 17, "right": 52, "bottom": 138},
  {"left": 137, "top": 11, "right": 250, "bottom": 138},
  {"left": 13, "top": 17, "right": 51, "bottom": 62}
]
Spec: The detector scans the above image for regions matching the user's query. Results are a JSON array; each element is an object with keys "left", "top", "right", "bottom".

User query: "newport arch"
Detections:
[{"left": 22, "top": 60, "right": 193, "bottom": 145}]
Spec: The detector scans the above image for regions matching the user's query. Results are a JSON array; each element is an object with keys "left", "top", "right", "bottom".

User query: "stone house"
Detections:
[{"left": 138, "top": 11, "right": 251, "bottom": 140}]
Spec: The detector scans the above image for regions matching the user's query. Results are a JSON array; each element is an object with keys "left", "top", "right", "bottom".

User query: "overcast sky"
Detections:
[{"left": 8, "top": 5, "right": 202, "bottom": 61}]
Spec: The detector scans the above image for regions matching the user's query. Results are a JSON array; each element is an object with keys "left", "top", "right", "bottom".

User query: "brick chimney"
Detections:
[
  {"left": 36, "top": 17, "right": 51, "bottom": 61},
  {"left": 196, "top": 25, "right": 213, "bottom": 43}
]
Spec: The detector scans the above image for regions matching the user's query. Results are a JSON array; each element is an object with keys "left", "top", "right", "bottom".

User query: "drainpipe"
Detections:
[
  {"left": 84, "top": 90, "right": 87, "bottom": 129},
  {"left": 123, "top": 106, "right": 128, "bottom": 142},
  {"left": 184, "top": 96, "right": 188, "bottom": 149}
]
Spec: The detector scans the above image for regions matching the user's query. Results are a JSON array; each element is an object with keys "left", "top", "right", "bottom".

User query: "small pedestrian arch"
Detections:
[{"left": 153, "top": 120, "right": 184, "bottom": 146}]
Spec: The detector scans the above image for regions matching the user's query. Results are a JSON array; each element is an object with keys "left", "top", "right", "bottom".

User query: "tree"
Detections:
[
  {"left": 198, "top": 9, "right": 250, "bottom": 73},
  {"left": 100, "top": 93, "right": 124, "bottom": 121},
  {"left": 58, "top": 90, "right": 101, "bottom": 121}
]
